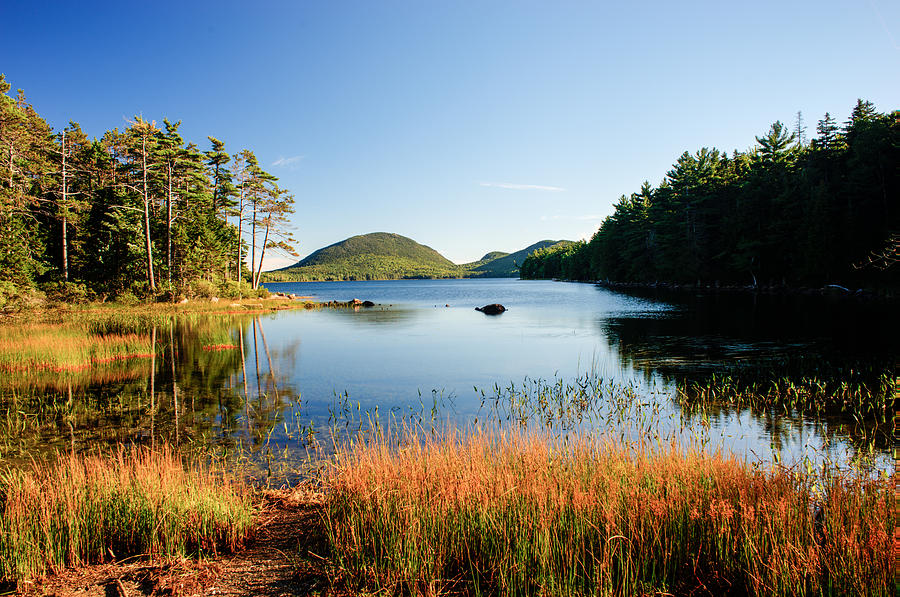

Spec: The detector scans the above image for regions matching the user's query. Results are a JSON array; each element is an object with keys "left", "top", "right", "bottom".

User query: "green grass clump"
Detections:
[
  {"left": 0, "top": 447, "right": 252, "bottom": 586},
  {"left": 324, "top": 428, "right": 892, "bottom": 596}
]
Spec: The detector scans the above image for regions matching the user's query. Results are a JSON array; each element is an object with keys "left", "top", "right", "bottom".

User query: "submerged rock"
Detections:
[{"left": 475, "top": 304, "right": 506, "bottom": 315}]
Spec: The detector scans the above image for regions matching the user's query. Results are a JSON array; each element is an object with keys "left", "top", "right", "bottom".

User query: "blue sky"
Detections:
[{"left": 2, "top": 0, "right": 898, "bottom": 267}]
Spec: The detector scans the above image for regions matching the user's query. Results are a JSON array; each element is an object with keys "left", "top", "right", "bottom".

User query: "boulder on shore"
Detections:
[{"left": 475, "top": 304, "right": 506, "bottom": 315}]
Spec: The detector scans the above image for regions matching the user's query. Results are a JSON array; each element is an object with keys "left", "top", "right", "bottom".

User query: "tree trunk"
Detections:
[
  {"left": 141, "top": 131, "right": 156, "bottom": 291},
  {"left": 61, "top": 130, "right": 68, "bottom": 282},
  {"left": 7, "top": 143, "right": 13, "bottom": 189},
  {"left": 212, "top": 162, "right": 220, "bottom": 215},
  {"left": 166, "top": 159, "right": 172, "bottom": 288},
  {"left": 250, "top": 199, "right": 257, "bottom": 290},
  {"left": 253, "top": 221, "right": 270, "bottom": 289},
  {"left": 236, "top": 183, "right": 244, "bottom": 298}
]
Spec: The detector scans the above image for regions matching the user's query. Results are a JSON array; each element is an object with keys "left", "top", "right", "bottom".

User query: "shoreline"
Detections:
[
  {"left": 4, "top": 431, "right": 892, "bottom": 596},
  {"left": 581, "top": 279, "right": 898, "bottom": 301}
]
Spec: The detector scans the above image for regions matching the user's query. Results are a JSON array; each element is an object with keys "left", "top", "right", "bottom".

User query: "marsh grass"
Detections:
[
  {"left": 0, "top": 447, "right": 252, "bottom": 586},
  {"left": 324, "top": 427, "right": 892, "bottom": 596},
  {"left": 675, "top": 361, "right": 895, "bottom": 424},
  {"left": 0, "top": 322, "right": 152, "bottom": 373}
]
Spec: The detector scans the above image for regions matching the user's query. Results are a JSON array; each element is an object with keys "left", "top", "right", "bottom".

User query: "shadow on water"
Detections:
[{"left": 594, "top": 289, "right": 896, "bottom": 458}]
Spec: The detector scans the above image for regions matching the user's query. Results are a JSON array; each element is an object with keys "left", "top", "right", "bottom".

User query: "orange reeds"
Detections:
[
  {"left": 0, "top": 323, "right": 152, "bottom": 373},
  {"left": 0, "top": 446, "right": 252, "bottom": 587},
  {"left": 323, "top": 426, "right": 892, "bottom": 596}
]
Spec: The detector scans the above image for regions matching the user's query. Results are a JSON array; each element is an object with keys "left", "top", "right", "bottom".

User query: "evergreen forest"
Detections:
[
  {"left": 0, "top": 75, "right": 297, "bottom": 307},
  {"left": 521, "top": 101, "right": 898, "bottom": 291}
]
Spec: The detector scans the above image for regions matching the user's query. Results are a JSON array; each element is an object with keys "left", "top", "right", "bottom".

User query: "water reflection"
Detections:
[
  {"left": 0, "top": 316, "right": 304, "bottom": 470},
  {"left": 0, "top": 280, "right": 895, "bottom": 481},
  {"left": 318, "top": 305, "right": 423, "bottom": 327}
]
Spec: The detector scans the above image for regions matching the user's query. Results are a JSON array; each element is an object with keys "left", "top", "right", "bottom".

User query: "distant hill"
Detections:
[
  {"left": 262, "top": 232, "right": 571, "bottom": 282},
  {"left": 465, "top": 240, "right": 567, "bottom": 277},
  {"left": 266, "top": 232, "right": 461, "bottom": 281}
]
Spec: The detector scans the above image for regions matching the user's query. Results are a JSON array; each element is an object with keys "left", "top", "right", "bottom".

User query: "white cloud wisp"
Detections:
[{"left": 272, "top": 155, "right": 306, "bottom": 168}]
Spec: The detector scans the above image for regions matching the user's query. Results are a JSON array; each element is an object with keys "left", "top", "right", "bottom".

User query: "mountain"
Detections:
[
  {"left": 267, "top": 232, "right": 461, "bottom": 281},
  {"left": 292, "top": 232, "right": 454, "bottom": 269},
  {"left": 464, "top": 240, "right": 569, "bottom": 278},
  {"left": 263, "top": 233, "right": 572, "bottom": 282}
]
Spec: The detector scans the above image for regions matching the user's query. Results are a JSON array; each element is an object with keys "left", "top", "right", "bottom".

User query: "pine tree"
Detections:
[
  {"left": 205, "top": 136, "right": 231, "bottom": 218},
  {"left": 794, "top": 111, "right": 807, "bottom": 147},
  {"left": 53, "top": 122, "right": 90, "bottom": 282},
  {"left": 252, "top": 183, "right": 297, "bottom": 289},
  {"left": 0, "top": 75, "right": 54, "bottom": 285},
  {"left": 815, "top": 112, "right": 840, "bottom": 150},
  {"left": 156, "top": 119, "right": 183, "bottom": 288},
  {"left": 122, "top": 116, "right": 161, "bottom": 292}
]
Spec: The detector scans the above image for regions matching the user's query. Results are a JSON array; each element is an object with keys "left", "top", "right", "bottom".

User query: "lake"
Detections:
[{"left": 1, "top": 279, "right": 895, "bottom": 479}]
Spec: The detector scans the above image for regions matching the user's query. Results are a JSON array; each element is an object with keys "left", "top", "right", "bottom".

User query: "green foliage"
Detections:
[
  {"left": 39, "top": 281, "right": 95, "bottom": 304},
  {"left": 521, "top": 101, "right": 899, "bottom": 290},
  {"left": 0, "top": 75, "right": 295, "bottom": 305},
  {"left": 0, "top": 281, "right": 24, "bottom": 311},
  {"left": 190, "top": 279, "right": 218, "bottom": 299},
  {"left": 520, "top": 241, "right": 585, "bottom": 280}
]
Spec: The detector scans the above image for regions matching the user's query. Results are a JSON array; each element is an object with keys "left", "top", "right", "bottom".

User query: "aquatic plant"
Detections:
[
  {"left": 0, "top": 446, "right": 252, "bottom": 586},
  {"left": 323, "top": 427, "right": 892, "bottom": 596},
  {"left": 676, "top": 365, "right": 896, "bottom": 423}
]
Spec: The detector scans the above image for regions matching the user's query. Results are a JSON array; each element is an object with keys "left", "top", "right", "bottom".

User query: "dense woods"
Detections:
[
  {"left": 0, "top": 75, "right": 296, "bottom": 306},
  {"left": 521, "top": 101, "right": 898, "bottom": 290}
]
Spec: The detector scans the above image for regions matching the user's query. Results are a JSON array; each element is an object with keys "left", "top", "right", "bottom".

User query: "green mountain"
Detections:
[
  {"left": 262, "top": 233, "right": 571, "bottom": 282},
  {"left": 266, "top": 232, "right": 460, "bottom": 281},
  {"left": 464, "top": 240, "right": 568, "bottom": 277}
]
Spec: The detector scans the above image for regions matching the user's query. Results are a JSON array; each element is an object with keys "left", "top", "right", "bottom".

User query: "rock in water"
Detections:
[{"left": 475, "top": 304, "right": 506, "bottom": 315}]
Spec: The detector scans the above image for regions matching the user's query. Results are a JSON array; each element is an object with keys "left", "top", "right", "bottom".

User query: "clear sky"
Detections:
[{"left": 2, "top": 0, "right": 898, "bottom": 268}]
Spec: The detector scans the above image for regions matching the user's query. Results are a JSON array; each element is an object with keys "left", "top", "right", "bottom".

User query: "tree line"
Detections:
[
  {"left": 521, "top": 101, "right": 898, "bottom": 290},
  {"left": 0, "top": 74, "right": 297, "bottom": 303}
]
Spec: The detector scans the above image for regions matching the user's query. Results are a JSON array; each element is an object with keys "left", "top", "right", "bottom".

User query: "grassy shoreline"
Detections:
[
  {"left": 1, "top": 295, "right": 317, "bottom": 322},
  {"left": 0, "top": 447, "right": 252, "bottom": 589},
  {"left": 0, "top": 431, "right": 893, "bottom": 595}
]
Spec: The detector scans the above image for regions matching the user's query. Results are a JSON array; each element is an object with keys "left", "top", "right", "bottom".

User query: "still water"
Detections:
[{"left": 1, "top": 279, "right": 895, "bottom": 477}]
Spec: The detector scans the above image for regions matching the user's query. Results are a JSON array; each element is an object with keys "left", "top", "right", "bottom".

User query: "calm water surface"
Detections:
[{"left": 2, "top": 279, "right": 895, "bottom": 478}]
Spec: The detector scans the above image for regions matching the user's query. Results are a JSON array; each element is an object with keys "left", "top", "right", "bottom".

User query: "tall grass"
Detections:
[
  {"left": 324, "top": 428, "right": 892, "bottom": 596},
  {"left": 0, "top": 447, "right": 252, "bottom": 586},
  {"left": 0, "top": 323, "right": 152, "bottom": 372}
]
